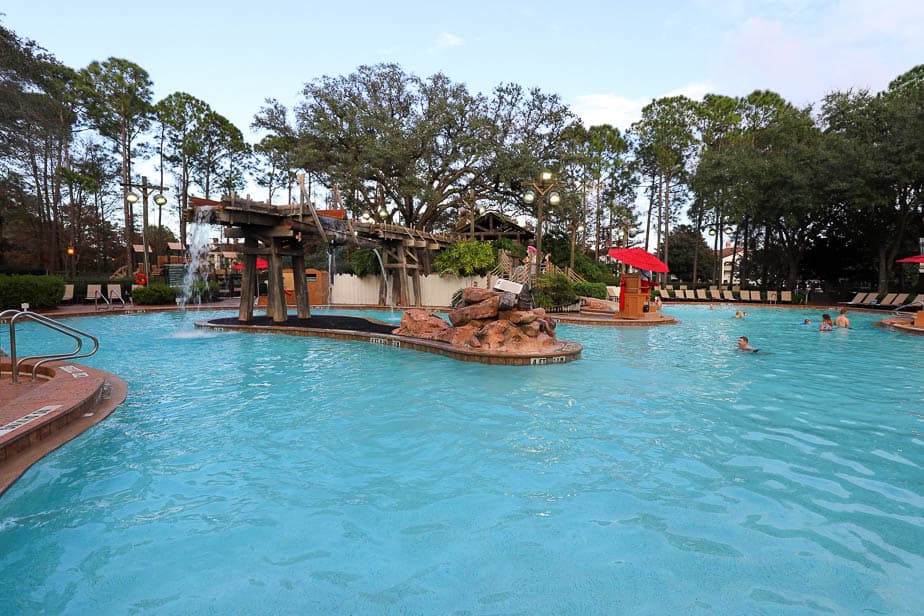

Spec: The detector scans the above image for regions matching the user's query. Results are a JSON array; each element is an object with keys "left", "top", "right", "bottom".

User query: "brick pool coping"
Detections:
[
  {"left": 555, "top": 311, "right": 678, "bottom": 326},
  {"left": 196, "top": 317, "right": 583, "bottom": 366},
  {"left": 874, "top": 318, "right": 924, "bottom": 336},
  {"left": 0, "top": 361, "right": 127, "bottom": 496}
]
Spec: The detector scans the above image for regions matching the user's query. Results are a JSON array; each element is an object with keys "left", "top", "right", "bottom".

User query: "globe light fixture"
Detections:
[{"left": 153, "top": 194, "right": 168, "bottom": 207}]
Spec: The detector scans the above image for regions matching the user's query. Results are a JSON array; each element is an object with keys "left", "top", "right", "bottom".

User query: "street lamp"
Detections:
[
  {"left": 570, "top": 224, "right": 585, "bottom": 269},
  {"left": 520, "top": 170, "right": 561, "bottom": 255},
  {"left": 464, "top": 190, "right": 486, "bottom": 240},
  {"left": 124, "top": 176, "right": 169, "bottom": 276}
]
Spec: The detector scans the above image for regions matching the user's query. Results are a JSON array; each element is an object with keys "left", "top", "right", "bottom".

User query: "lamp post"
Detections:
[
  {"left": 465, "top": 190, "right": 486, "bottom": 240},
  {"left": 125, "top": 176, "right": 168, "bottom": 276},
  {"left": 520, "top": 170, "right": 562, "bottom": 256},
  {"left": 66, "top": 245, "right": 75, "bottom": 277},
  {"left": 570, "top": 223, "right": 585, "bottom": 269}
]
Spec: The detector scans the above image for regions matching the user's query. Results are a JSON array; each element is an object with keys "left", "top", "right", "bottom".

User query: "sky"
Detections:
[{"left": 3, "top": 0, "right": 923, "bottom": 211}]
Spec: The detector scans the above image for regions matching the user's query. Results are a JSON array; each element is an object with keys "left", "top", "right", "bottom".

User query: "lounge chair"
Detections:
[
  {"left": 879, "top": 293, "right": 898, "bottom": 307},
  {"left": 751, "top": 290, "right": 763, "bottom": 303},
  {"left": 605, "top": 285, "right": 619, "bottom": 301},
  {"left": 861, "top": 293, "right": 881, "bottom": 306},
  {"left": 842, "top": 292, "right": 866, "bottom": 305},
  {"left": 780, "top": 290, "right": 792, "bottom": 303},
  {"left": 767, "top": 290, "right": 778, "bottom": 304},
  {"left": 709, "top": 289, "right": 722, "bottom": 301},
  {"left": 739, "top": 290, "right": 751, "bottom": 302},
  {"left": 61, "top": 284, "right": 74, "bottom": 304},
  {"left": 107, "top": 284, "right": 127, "bottom": 308},
  {"left": 685, "top": 289, "right": 696, "bottom": 300},
  {"left": 723, "top": 290, "right": 736, "bottom": 302},
  {"left": 882, "top": 293, "right": 909, "bottom": 307},
  {"left": 696, "top": 289, "right": 708, "bottom": 301}
]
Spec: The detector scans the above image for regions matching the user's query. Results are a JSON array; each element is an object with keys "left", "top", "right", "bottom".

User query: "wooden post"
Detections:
[
  {"left": 397, "top": 245, "right": 409, "bottom": 306},
  {"left": 268, "top": 241, "right": 287, "bottom": 323},
  {"left": 238, "top": 239, "right": 257, "bottom": 322},
  {"left": 292, "top": 253, "right": 310, "bottom": 319}
]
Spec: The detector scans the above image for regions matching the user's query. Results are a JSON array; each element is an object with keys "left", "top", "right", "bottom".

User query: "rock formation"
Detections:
[{"left": 392, "top": 286, "right": 561, "bottom": 353}]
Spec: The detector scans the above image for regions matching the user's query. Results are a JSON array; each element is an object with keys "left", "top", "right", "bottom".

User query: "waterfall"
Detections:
[{"left": 179, "top": 206, "right": 214, "bottom": 308}]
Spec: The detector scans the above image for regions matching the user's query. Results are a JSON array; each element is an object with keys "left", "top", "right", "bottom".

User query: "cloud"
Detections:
[
  {"left": 435, "top": 32, "right": 464, "bottom": 49},
  {"left": 570, "top": 82, "right": 714, "bottom": 130},
  {"left": 713, "top": 0, "right": 924, "bottom": 104}
]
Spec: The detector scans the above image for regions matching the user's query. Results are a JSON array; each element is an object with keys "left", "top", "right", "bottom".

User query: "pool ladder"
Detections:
[
  {"left": 0, "top": 308, "right": 99, "bottom": 384},
  {"left": 891, "top": 299, "right": 923, "bottom": 318}
]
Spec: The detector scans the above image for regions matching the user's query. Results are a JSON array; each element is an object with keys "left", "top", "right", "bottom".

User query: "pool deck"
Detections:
[{"left": 0, "top": 360, "right": 126, "bottom": 496}]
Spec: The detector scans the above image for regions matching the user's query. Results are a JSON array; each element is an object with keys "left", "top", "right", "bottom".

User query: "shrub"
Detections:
[
  {"left": 0, "top": 275, "right": 65, "bottom": 309},
  {"left": 533, "top": 274, "right": 578, "bottom": 310},
  {"left": 574, "top": 281, "right": 607, "bottom": 299},
  {"left": 350, "top": 248, "right": 380, "bottom": 278},
  {"left": 434, "top": 241, "right": 496, "bottom": 276},
  {"left": 491, "top": 237, "right": 527, "bottom": 260},
  {"left": 131, "top": 283, "right": 178, "bottom": 305}
]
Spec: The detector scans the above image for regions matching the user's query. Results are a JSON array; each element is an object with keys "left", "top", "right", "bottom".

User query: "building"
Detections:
[{"left": 717, "top": 243, "right": 744, "bottom": 285}]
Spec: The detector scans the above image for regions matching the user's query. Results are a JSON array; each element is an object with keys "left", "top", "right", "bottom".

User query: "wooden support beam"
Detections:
[
  {"left": 292, "top": 254, "right": 311, "bottom": 319},
  {"left": 267, "top": 241, "right": 287, "bottom": 323},
  {"left": 238, "top": 239, "right": 257, "bottom": 322}
]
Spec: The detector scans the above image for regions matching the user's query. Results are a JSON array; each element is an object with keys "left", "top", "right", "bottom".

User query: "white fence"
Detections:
[{"left": 330, "top": 274, "right": 489, "bottom": 307}]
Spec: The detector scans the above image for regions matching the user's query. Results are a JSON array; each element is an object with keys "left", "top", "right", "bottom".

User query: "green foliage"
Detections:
[
  {"left": 665, "top": 225, "right": 714, "bottom": 282},
  {"left": 574, "top": 281, "right": 607, "bottom": 299},
  {"left": 434, "top": 241, "right": 496, "bottom": 276},
  {"left": 183, "top": 281, "right": 220, "bottom": 303},
  {"left": 131, "top": 283, "right": 178, "bottom": 305},
  {"left": 491, "top": 237, "right": 526, "bottom": 260},
  {"left": 350, "top": 248, "right": 380, "bottom": 278},
  {"left": 0, "top": 275, "right": 65, "bottom": 309},
  {"left": 533, "top": 274, "right": 578, "bottom": 310}
]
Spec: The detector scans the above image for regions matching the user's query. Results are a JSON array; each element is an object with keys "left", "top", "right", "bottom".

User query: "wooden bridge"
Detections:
[{"left": 185, "top": 194, "right": 458, "bottom": 323}]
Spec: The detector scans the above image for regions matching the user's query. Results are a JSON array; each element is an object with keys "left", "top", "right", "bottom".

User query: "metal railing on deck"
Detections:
[{"left": 0, "top": 308, "right": 99, "bottom": 384}]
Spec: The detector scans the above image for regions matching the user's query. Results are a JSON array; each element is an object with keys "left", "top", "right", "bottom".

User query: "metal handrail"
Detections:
[
  {"left": 0, "top": 309, "right": 99, "bottom": 383},
  {"left": 892, "top": 300, "right": 923, "bottom": 318}
]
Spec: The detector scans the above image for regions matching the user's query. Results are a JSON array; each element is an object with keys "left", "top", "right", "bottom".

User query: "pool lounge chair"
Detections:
[
  {"left": 722, "top": 290, "right": 736, "bottom": 302},
  {"left": 842, "top": 292, "right": 867, "bottom": 305},
  {"left": 739, "top": 290, "right": 752, "bottom": 302},
  {"left": 709, "top": 289, "right": 722, "bottom": 301},
  {"left": 767, "top": 290, "right": 778, "bottom": 304},
  {"left": 861, "top": 293, "right": 881, "bottom": 306},
  {"left": 696, "top": 289, "right": 708, "bottom": 301},
  {"left": 880, "top": 293, "right": 908, "bottom": 307},
  {"left": 751, "top": 290, "right": 763, "bottom": 303},
  {"left": 685, "top": 289, "right": 696, "bottom": 300},
  {"left": 780, "top": 290, "right": 792, "bottom": 303},
  {"left": 61, "top": 284, "right": 74, "bottom": 304}
]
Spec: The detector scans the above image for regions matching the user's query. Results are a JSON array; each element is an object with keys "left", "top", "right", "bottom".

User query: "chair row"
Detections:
[
  {"left": 842, "top": 292, "right": 923, "bottom": 308},
  {"left": 661, "top": 287, "right": 793, "bottom": 303},
  {"left": 60, "top": 283, "right": 133, "bottom": 310}
]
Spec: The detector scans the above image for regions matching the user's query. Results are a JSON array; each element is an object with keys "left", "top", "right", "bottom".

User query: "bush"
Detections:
[
  {"left": 533, "top": 274, "right": 578, "bottom": 310},
  {"left": 131, "top": 283, "right": 178, "bottom": 305},
  {"left": 0, "top": 275, "right": 65, "bottom": 309},
  {"left": 350, "top": 248, "right": 380, "bottom": 278},
  {"left": 574, "top": 281, "right": 607, "bottom": 299},
  {"left": 491, "top": 237, "right": 527, "bottom": 260},
  {"left": 183, "top": 280, "right": 220, "bottom": 303},
  {"left": 434, "top": 241, "right": 496, "bottom": 276}
]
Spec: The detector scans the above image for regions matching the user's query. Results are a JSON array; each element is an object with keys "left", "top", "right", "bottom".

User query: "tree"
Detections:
[
  {"left": 154, "top": 92, "right": 211, "bottom": 248},
  {"left": 663, "top": 224, "right": 713, "bottom": 282},
  {"left": 632, "top": 96, "right": 697, "bottom": 279},
  {"left": 75, "top": 57, "right": 153, "bottom": 270}
]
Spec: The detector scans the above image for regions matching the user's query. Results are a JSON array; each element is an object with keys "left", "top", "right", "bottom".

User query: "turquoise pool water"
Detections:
[{"left": 1, "top": 305, "right": 922, "bottom": 614}]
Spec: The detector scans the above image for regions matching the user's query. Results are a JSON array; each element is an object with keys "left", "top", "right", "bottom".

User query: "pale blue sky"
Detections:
[{"left": 5, "top": 0, "right": 922, "bottom": 137}]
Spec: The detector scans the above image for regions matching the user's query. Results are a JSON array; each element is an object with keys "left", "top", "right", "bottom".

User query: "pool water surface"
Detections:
[{"left": 1, "top": 305, "right": 922, "bottom": 614}]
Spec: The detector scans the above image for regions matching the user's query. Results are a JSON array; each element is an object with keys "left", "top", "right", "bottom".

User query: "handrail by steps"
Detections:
[{"left": 0, "top": 308, "right": 99, "bottom": 384}]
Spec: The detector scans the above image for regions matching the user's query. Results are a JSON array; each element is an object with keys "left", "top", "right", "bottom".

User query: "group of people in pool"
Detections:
[{"left": 737, "top": 308, "right": 851, "bottom": 353}]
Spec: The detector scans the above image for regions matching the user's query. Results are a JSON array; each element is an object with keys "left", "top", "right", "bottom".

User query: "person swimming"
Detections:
[
  {"left": 737, "top": 336, "right": 758, "bottom": 353},
  {"left": 819, "top": 314, "right": 834, "bottom": 331}
]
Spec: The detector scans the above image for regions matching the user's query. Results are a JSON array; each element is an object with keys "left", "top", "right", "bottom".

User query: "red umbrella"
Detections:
[
  {"left": 607, "top": 247, "right": 669, "bottom": 273},
  {"left": 896, "top": 254, "right": 924, "bottom": 263},
  {"left": 230, "top": 257, "right": 269, "bottom": 270}
]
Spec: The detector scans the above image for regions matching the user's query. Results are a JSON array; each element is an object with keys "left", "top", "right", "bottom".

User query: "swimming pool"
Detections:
[{"left": 1, "top": 305, "right": 922, "bottom": 614}]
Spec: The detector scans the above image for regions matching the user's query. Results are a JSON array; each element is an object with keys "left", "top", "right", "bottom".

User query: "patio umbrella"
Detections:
[
  {"left": 607, "top": 247, "right": 669, "bottom": 273},
  {"left": 896, "top": 254, "right": 924, "bottom": 263},
  {"left": 230, "top": 257, "right": 269, "bottom": 270}
]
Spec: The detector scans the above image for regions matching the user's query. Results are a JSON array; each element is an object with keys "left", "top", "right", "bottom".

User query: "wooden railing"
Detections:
[{"left": 491, "top": 250, "right": 586, "bottom": 286}]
